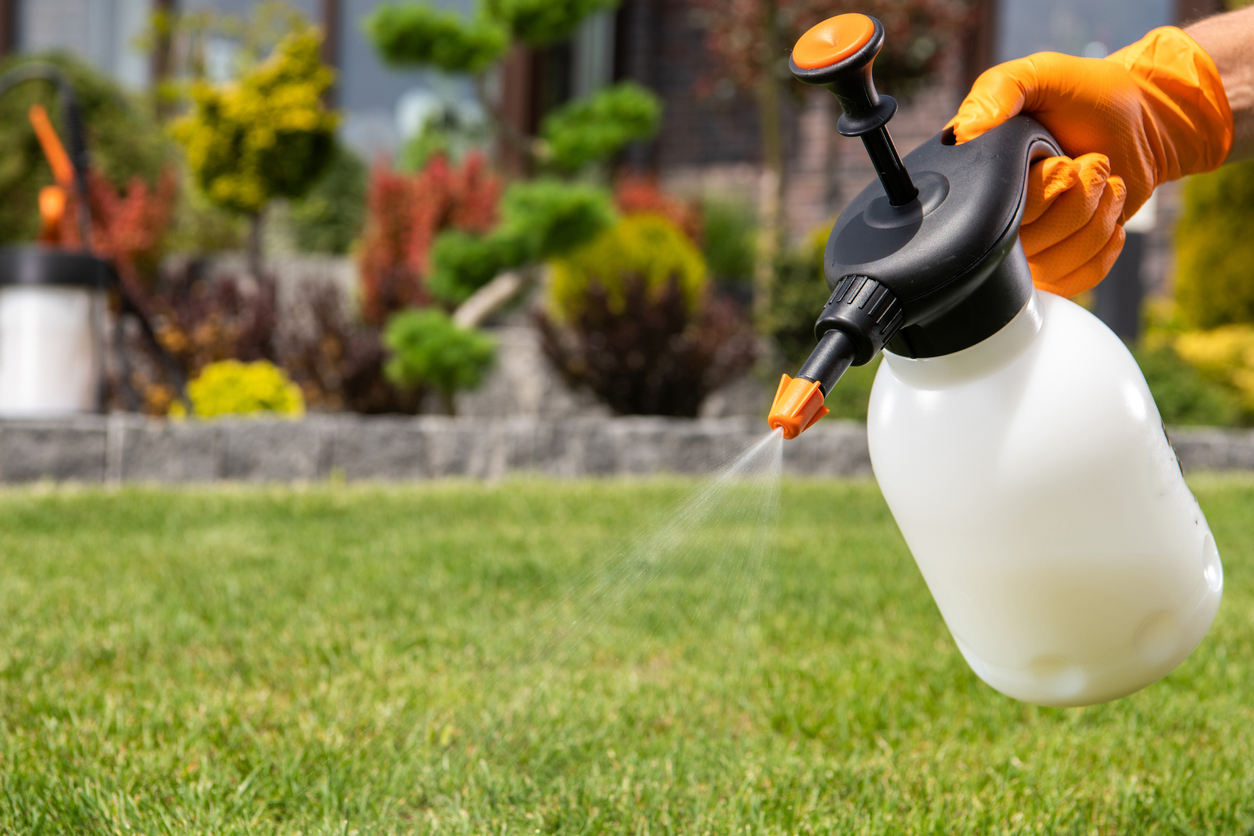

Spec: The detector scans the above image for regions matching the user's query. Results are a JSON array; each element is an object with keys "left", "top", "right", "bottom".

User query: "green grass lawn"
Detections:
[{"left": 1, "top": 476, "right": 1253, "bottom": 834}]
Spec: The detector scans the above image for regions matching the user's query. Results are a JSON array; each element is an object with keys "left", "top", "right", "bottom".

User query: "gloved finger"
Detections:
[
  {"left": 1023, "top": 157, "right": 1074, "bottom": 225},
  {"left": 1021, "top": 154, "right": 1113, "bottom": 255},
  {"left": 1034, "top": 225, "right": 1126, "bottom": 298},
  {"left": 945, "top": 57, "right": 1038, "bottom": 143},
  {"left": 1027, "top": 175, "right": 1126, "bottom": 282}
]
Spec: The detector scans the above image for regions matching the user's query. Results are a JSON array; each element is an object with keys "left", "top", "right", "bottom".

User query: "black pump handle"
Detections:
[{"left": 789, "top": 14, "right": 918, "bottom": 206}]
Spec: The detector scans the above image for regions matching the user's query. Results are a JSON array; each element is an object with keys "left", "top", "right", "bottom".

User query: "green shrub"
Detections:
[
  {"left": 180, "top": 360, "right": 304, "bottom": 419},
  {"left": 384, "top": 309, "right": 496, "bottom": 414},
  {"left": 762, "top": 226, "right": 832, "bottom": 366},
  {"left": 1132, "top": 344, "right": 1245, "bottom": 426},
  {"left": 0, "top": 52, "right": 171, "bottom": 245},
  {"left": 1175, "top": 162, "right": 1254, "bottom": 329},
  {"left": 288, "top": 143, "right": 367, "bottom": 254},
  {"left": 541, "top": 83, "right": 661, "bottom": 172},
  {"left": 701, "top": 198, "right": 757, "bottom": 285},
  {"left": 548, "top": 214, "right": 707, "bottom": 322}
]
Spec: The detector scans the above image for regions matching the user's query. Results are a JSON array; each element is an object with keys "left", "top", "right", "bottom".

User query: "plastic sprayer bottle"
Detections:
[{"left": 768, "top": 15, "right": 1222, "bottom": 707}]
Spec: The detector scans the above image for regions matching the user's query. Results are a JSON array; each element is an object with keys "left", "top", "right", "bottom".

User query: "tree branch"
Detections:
[{"left": 452, "top": 266, "right": 540, "bottom": 329}]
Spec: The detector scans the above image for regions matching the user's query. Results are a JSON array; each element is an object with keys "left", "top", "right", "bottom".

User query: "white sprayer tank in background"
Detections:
[
  {"left": 868, "top": 290, "right": 1222, "bottom": 707},
  {"left": 0, "top": 248, "right": 109, "bottom": 416}
]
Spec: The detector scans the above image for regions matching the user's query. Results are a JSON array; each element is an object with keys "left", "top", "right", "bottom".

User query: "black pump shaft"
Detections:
[{"left": 789, "top": 14, "right": 918, "bottom": 206}]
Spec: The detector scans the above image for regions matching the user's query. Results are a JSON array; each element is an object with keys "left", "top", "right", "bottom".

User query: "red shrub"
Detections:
[
  {"left": 357, "top": 152, "right": 502, "bottom": 326},
  {"left": 613, "top": 175, "right": 703, "bottom": 244},
  {"left": 88, "top": 168, "right": 179, "bottom": 282}
]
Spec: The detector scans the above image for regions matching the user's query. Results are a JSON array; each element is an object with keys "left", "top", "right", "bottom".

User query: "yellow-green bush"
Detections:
[
  {"left": 548, "top": 213, "right": 707, "bottom": 322},
  {"left": 171, "top": 27, "right": 338, "bottom": 216},
  {"left": 180, "top": 360, "right": 305, "bottom": 419},
  {"left": 1174, "top": 324, "right": 1254, "bottom": 412},
  {"left": 1175, "top": 162, "right": 1254, "bottom": 329}
]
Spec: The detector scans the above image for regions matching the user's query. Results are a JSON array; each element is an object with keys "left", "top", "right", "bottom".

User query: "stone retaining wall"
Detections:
[{"left": 1, "top": 415, "right": 1251, "bottom": 484}]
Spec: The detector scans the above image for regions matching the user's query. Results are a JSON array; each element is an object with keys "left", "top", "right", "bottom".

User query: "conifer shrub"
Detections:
[
  {"left": 539, "top": 214, "right": 757, "bottom": 416},
  {"left": 547, "top": 214, "right": 706, "bottom": 322},
  {"left": 384, "top": 309, "right": 496, "bottom": 415},
  {"left": 170, "top": 27, "right": 337, "bottom": 217},
  {"left": 537, "top": 275, "right": 758, "bottom": 417},
  {"left": 288, "top": 143, "right": 368, "bottom": 255}
]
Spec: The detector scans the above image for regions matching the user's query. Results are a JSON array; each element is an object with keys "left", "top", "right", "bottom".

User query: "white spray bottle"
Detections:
[{"left": 769, "top": 14, "right": 1222, "bottom": 707}]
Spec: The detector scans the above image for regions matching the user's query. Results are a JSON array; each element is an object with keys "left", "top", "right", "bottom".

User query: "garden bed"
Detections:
[{"left": 2, "top": 414, "right": 1254, "bottom": 483}]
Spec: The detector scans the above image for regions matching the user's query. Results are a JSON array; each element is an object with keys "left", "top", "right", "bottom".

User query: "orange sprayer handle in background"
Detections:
[
  {"left": 29, "top": 103, "right": 77, "bottom": 242},
  {"left": 28, "top": 102, "right": 75, "bottom": 189}
]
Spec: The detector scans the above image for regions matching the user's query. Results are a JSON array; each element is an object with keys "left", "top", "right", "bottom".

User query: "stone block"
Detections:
[
  {"left": 579, "top": 419, "right": 622, "bottom": 476},
  {"left": 0, "top": 417, "right": 107, "bottom": 482},
  {"left": 782, "top": 421, "right": 872, "bottom": 477},
  {"left": 116, "top": 417, "right": 221, "bottom": 482},
  {"left": 422, "top": 417, "right": 482, "bottom": 477},
  {"left": 1169, "top": 427, "right": 1254, "bottom": 472},
  {"left": 220, "top": 418, "right": 331, "bottom": 481},
  {"left": 330, "top": 416, "right": 429, "bottom": 480}
]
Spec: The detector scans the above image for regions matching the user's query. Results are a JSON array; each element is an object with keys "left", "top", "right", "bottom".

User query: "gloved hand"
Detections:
[{"left": 948, "top": 26, "right": 1234, "bottom": 297}]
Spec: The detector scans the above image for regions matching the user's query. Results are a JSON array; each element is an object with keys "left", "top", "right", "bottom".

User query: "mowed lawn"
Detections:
[{"left": 1, "top": 476, "right": 1252, "bottom": 834}]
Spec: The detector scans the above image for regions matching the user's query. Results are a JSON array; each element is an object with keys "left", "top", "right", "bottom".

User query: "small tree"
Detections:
[
  {"left": 366, "top": 0, "right": 660, "bottom": 318},
  {"left": 171, "top": 25, "right": 337, "bottom": 275}
]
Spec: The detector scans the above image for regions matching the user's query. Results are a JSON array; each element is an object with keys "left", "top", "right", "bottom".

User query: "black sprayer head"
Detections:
[{"left": 769, "top": 13, "right": 1061, "bottom": 438}]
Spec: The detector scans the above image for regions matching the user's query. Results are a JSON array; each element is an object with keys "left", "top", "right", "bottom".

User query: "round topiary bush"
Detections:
[{"left": 1175, "top": 161, "right": 1254, "bottom": 329}]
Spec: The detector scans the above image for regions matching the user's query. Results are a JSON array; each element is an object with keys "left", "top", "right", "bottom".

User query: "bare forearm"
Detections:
[{"left": 1188, "top": 4, "right": 1254, "bottom": 163}]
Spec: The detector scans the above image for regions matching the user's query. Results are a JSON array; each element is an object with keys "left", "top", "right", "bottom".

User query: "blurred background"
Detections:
[{"left": 0, "top": 0, "right": 1250, "bottom": 430}]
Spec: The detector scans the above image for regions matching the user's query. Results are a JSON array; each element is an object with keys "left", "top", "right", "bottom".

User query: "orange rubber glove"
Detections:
[{"left": 948, "top": 26, "right": 1234, "bottom": 297}]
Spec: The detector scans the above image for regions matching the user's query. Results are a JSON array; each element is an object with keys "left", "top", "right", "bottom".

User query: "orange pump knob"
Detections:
[
  {"left": 792, "top": 14, "right": 876, "bottom": 70},
  {"left": 767, "top": 374, "right": 829, "bottom": 440}
]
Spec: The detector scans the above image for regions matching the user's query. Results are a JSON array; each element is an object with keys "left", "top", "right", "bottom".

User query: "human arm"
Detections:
[{"left": 1187, "top": 3, "right": 1254, "bottom": 162}]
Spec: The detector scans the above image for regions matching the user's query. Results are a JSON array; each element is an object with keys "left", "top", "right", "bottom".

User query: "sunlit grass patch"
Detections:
[{"left": 0, "top": 476, "right": 1251, "bottom": 834}]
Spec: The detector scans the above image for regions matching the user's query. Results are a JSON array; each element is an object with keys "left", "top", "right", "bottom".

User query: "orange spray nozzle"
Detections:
[{"left": 768, "top": 374, "right": 829, "bottom": 440}]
